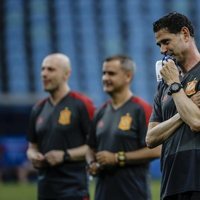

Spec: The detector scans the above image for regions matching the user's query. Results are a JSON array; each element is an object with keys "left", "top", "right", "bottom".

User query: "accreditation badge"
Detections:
[
  {"left": 185, "top": 79, "right": 198, "bottom": 96},
  {"left": 58, "top": 107, "right": 71, "bottom": 125},
  {"left": 118, "top": 113, "right": 132, "bottom": 131}
]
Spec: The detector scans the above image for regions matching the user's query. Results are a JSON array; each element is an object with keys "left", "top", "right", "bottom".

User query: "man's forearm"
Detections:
[
  {"left": 125, "top": 146, "right": 161, "bottom": 164},
  {"left": 85, "top": 146, "right": 96, "bottom": 164},
  {"left": 146, "top": 113, "right": 183, "bottom": 148},
  {"left": 173, "top": 90, "right": 200, "bottom": 131},
  {"left": 67, "top": 145, "right": 88, "bottom": 161}
]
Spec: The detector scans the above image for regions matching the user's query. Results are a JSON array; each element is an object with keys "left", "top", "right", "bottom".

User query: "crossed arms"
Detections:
[{"left": 146, "top": 59, "right": 200, "bottom": 148}]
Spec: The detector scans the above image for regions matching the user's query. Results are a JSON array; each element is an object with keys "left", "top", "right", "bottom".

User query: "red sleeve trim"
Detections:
[
  {"left": 131, "top": 96, "right": 152, "bottom": 125},
  {"left": 69, "top": 91, "right": 95, "bottom": 120}
]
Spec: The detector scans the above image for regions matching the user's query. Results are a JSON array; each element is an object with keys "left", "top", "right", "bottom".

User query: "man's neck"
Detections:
[
  {"left": 182, "top": 46, "right": 200, "bottom": 73},
  {"left": 50, "top": 85, "right": 70, "bottom": 105},
  {"left": 111, "top": 90, "right": 133, "bottom": 109}
]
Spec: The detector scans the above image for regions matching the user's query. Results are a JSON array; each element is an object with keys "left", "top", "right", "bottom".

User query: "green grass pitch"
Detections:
[{"left": 0, "top": 179, "right": 161, "bottom": 200}]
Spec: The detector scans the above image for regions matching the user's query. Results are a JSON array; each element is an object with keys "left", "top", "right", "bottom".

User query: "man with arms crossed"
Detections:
[{"left": 146, "top": 12, "right": 200, "bottom": 200}]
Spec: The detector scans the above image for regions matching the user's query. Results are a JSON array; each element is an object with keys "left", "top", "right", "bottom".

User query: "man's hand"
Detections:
[
  {"left": 96, "top": 151, "right": 116, "bottom": 166},
  {"left": 87, "top": 161, "right": 101, "bottom": 176},
  {"left": 45, "top": 150, "right": 65, "bottom": 166},
  {"left": 160, "top": 59, "right": 180, "bottom": 85},
  {"left": 29, "top": 152, "right": 47, "bottom": 169},
  {"left": 191, "top": 91, "right": 200, "bottom": 108}
]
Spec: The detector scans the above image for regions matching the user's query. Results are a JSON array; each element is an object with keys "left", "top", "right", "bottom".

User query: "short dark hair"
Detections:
[
  {"left": 104, "top": 54, "right": 136, "bottom": 74},
  {"left": 153, "top": 12, "right": 194, "bottom": 37}
]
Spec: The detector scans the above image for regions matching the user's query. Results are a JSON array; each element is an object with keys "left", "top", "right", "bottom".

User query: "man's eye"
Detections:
[{"left": 163, "top": 40, "right": 170, "bottom": 45}]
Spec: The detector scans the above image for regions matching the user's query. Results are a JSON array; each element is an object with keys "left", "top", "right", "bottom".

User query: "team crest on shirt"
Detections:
[
  {"left": 185, "top": 79, "right": 198, "bottom": 96},
  {"left": 58, "top": 107, "right": 71, "bottom": 125},
  {"left": 118, "top": 113, "right": 132, "bottom": 131}
]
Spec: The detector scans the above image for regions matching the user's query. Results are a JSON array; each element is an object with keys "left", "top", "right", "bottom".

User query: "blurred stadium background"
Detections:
[{"left": 0, "top": 0, "right": 200, "bottom": 199}]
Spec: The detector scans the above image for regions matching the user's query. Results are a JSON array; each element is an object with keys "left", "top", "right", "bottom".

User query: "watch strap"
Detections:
[
  {"left": 168, "top": 82, "right": 183, "bottom": 95},
  {"left": 63, "top": 151, "right": 71, "bottom": 163}
]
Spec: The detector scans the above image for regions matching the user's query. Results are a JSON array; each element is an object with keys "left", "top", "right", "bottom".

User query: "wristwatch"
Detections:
[
  {"left": 116, "top": 151, "right": 126, "bottom": 167},
  {"left": 168, "top": 82, "right": 183, "bottom": 95},
  {"left": 63, "top": 151, "right": 71, "bottom": 163}
]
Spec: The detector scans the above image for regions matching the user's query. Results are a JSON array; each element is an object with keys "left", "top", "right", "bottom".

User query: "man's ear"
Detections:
[
  {"left": 126, "top": 71, "right": 133, "bottom": 83},
  {"left": 181, "top": 26, "right": 190, "bottom": 42},
  {"left": 64, "top": 69, "right": 71, "bottom": 81}
]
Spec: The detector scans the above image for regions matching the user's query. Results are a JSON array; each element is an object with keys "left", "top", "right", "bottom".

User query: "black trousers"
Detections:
[{"left": 164, "top": 191, "right": 200, "bottom": 200}]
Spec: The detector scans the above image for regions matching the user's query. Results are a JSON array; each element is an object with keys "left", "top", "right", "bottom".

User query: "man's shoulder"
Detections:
[
  {"left": 33, "top": 97, "right": 48, "bottom": 110},
  {"left": 30, "top": 97, "right": 48, "bottom": 118},
  {"left": 130, "top": 96, "right": 151, "bottom": 109},
  {"left": 69, "top": 91, "right": 93, "bottom": 104},
  {"left": 99, "top": 100, "right": 110, "bottom": 109},
  {"left": 130, "top": 96, "right": 152, "bottom": 123},
  {"left": 94, "top": 101, "right": 110, "bottom": 118},
  {"left": 34, "top": 97, "right": 49, "bottom": 108},
  {"left": 69, "top": 91, "right": 95, "bottom": 119}
]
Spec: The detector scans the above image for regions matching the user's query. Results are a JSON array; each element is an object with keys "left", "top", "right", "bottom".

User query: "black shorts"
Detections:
[{"left": 164, "top": 191, "right": 200, "bottom": 200}]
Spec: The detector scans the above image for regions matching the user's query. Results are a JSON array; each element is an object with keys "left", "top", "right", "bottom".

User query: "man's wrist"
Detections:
[
  {"left": 168, "top": 82, "right": 183, "bottom": 95},
  {"left": 88, "top": 160, "right": 95, "bottom": 165},
  {"left": 63, "top": 151, "right": 71, "bottom": 163},
  {"left": 116, "top": 151, "right": 126, "bottom": 167}
]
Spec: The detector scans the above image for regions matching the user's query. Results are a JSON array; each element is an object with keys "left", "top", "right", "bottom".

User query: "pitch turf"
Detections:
[{"left": 0, "top": 179, "right": 161, "bottom": 200}]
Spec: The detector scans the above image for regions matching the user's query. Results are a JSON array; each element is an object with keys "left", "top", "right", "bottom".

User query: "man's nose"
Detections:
[
  {"left": 160, "top": 45, "right": 168, "bottom": 55},
  {"left": 102, "top": 73, "right": 109, "bottom": 81},
  {"left": 41, "top": 69, "right": 47, "bottom": 78}
]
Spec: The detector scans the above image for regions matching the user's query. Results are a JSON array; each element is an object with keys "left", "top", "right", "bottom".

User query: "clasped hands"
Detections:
[
  {"left": 30, "top": 150, "right": 65, "bottom": 169},
  {"left": 87, "top": 151, "right": 116, "bottom": 176}
]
